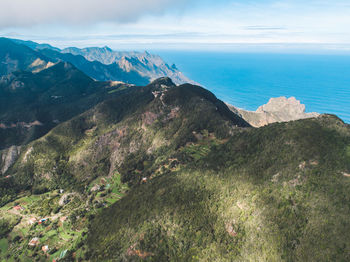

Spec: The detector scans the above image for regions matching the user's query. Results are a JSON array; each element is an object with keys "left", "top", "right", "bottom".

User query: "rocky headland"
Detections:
[{"left": 228, "top": 96, "right": 320, "bottom": 127}]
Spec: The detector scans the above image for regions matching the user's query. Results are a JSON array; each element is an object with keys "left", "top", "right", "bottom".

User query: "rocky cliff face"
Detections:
[{"left": 229, "top": 97, "right": 320, "bottom": 127}]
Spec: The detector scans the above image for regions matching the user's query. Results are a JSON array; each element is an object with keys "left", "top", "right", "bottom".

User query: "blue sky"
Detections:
[{"left": 0, "top": 0, "right": 350, "bottom": 51}]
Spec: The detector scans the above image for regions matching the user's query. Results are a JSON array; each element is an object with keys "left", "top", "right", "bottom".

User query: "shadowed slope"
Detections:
[
  {"left": 0, "top": 62, "right": 122, "bottom": 149},
  {"left": 0, "top": 38, "right": 51, "bottom": 75}
]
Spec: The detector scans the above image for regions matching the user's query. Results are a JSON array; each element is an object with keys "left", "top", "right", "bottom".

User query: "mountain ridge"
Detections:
[
  {"left": 0, "top": 77, "right": 249, "bottom": 196},
  {"left": 0, "top": 38, "right": 53, "bottom": 76},
  {"left": 0, "top": 38, "right": 196, "bottom": 150},
  {"left": 0, "top": 59, "right": 125, "bottom": 150},
  {"left": 61, "top": 45, "right": 193, "bottom": 85},
  {"left": 9, "top": 38, "right": 193, "bottom": 85}
]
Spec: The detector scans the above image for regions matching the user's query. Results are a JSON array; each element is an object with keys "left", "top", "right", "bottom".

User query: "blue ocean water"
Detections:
[{"left": 157, "top": 51, "right": 350, "bottom": 123}]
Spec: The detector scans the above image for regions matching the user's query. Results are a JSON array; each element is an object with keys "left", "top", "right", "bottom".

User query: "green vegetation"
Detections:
[
  {"left": 87, "top": 116, "right": 350, "bottom": 261},
  {"left": 0, "top": 77, "right": 349, "bottom": 261},
  {"left": 0, "top": 59, "right": 132, "bottom": 150},
  {"left": 1, "top": 79, "right": 244, "bottom": 204},
  {"left": 0, "top": 238, "right": 8, "bottom": 254},
  {"left": 0, "top": 171, "right": 128, "bottom": 261}
]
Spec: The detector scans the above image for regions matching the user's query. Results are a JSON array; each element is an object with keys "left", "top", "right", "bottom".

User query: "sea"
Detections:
[{"left": 156, "top": 51, "right": 350, "bottom": 123}]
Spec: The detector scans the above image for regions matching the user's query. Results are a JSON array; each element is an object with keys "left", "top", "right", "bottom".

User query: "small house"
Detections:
[
  {"left": 29, "top": 218, "right": 37, "bottom": 225},
  {"left": 28, "top": 237, "right": 39, "bottom": 246},
  {"left": 91, "top": 184, "right": 101, "bottom": 192},
  {"left": 60, "top": 216, "right": 67, "bottom": 222},
  {"left": 42, "top": 245, "right": 49, "bottom": 252},
  {"left": 13, "top": 205, "right": 24, "bottom": 211}
]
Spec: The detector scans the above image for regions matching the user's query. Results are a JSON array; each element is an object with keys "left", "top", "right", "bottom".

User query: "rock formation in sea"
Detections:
[{"left": 228, "top": 97, "right": 320, "bottom": 127}]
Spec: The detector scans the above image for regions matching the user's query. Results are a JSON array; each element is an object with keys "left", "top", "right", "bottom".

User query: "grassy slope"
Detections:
[{"left": 87, "top": 115, "right": 350, "bottom": 261}]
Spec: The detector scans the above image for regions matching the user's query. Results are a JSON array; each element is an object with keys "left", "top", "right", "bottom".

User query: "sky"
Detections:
[{"left": 0, "top": 0, "right": 350, "bottom": 52}]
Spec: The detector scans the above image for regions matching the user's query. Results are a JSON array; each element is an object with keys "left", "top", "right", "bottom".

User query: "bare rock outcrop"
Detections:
[
  {"left": 0, "top": 145, "right": 21, "bottom": 175},
  {"left": 228, "top": 97, "right": 319, "bottom": 127}
]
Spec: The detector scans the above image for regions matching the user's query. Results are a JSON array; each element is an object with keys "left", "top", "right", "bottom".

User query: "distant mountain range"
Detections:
[{"left": 5, "top": 37, "right": 192, "bottom": 85}]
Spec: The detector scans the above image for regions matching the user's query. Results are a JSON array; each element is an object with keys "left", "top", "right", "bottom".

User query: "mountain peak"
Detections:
[
  {"left": 103, "top": 46, "right": 113, "bottom": 52},
  {"left": 149, "top": 77, "right": 176, "bottom": 87}
]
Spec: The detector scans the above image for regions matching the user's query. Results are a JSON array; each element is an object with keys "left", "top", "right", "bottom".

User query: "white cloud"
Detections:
[
  {"left": 1, "top": 0, "right": 350, "bottom": 48},
  {"left": 0, "top": 0, "right": 193, "bottom": 28}
]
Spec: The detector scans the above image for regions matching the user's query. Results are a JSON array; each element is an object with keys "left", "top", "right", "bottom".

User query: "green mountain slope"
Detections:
[
  {"left": 0, "top": 61, "right": 121, "bottom": 150},
  {"left": 2, "top": 78, "right": 248, "bottom": 199},
  {"left": 87, "top": 115, "right": 350, "bottom": 261},
  {"left": 0, "top": 78, "right": 250, "bottom": 261},
  {"left": 0, "top": 75, "right": 349, "bottom": 261}
]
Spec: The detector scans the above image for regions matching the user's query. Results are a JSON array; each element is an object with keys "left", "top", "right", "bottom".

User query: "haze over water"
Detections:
[{"left": 158, "top": 51, "right": 350, "bottom": 123}]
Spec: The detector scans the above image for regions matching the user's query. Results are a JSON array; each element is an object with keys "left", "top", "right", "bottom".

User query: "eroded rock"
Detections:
[{"left": 228, "top": 97, "right": 320, "bottom": 127}]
